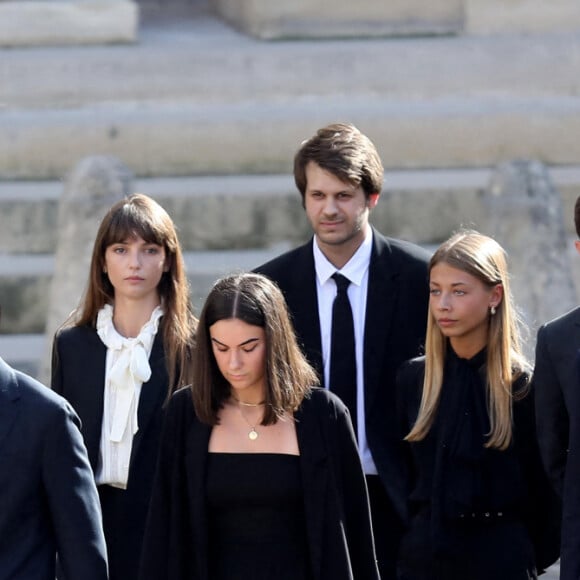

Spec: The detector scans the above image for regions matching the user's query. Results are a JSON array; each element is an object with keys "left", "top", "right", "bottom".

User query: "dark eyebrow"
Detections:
[{"left": 211, "top": 337, "right": 260, "bottom": 348}]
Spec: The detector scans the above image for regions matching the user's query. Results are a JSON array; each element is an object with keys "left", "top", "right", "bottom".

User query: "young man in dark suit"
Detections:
[
  {"left": 534, "top": 195, "right": 580, "bottom": 580},
  {"left": 255, "top": 123, "right": 431, "bottom": 579},
  {"left": 0, "top": 352, "right": 108, "bottom": 579}
]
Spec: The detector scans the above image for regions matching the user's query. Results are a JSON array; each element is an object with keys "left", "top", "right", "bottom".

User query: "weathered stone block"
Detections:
[
  {"left": 480, "top": 160, "right": 577, "bottom": 357},
  {"left": 0, "top": 0, "right": 138, "bottom": 46},
  {"left": 40, "top": 156, "right": 132, "bottom": 382},
  {"left": 466, "top": 0, "right": 580, "bottom": 35},
  {"left": 211, "top": 0, "right": 463, "bottom": 39}
]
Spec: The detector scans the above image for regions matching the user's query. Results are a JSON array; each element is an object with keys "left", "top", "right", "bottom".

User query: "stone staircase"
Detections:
[{"left": 2, "top": 2, "right": 580, "bottom": 380}]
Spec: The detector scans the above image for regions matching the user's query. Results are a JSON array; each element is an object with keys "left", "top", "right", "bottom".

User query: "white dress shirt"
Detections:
[{"left": 313, "top": 227, "right": 378, "bottom": 475}]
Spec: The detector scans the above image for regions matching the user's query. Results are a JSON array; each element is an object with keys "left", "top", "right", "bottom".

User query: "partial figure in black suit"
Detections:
[
  {"left": 255, "top": 123, "right": 431, "bottom": 579},
  {"left": 140, "top": 273, "right": 379, "bottom": 580},
  {"left": 397, "top": 230, "right": 560, "bottom": 579},
  {"left": 52, "top": 194, "right": 197, "bottom": 580},
  {"left": 533, "top": 195, "right": 580, "bottom": 580},
  {"left": 0, "top": 354, "right": 108, "bottom": 580}
]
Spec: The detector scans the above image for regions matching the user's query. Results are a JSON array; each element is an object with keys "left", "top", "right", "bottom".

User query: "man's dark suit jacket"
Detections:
[
  {"left": 52, "top": 325, "right": 169, "bottom": 580},
  {"left": 140, "top": 387, "right": 380, "bottom": 580},
  {"left": 534, "top": 306, "right": 580, "bottom": 580},
  {"left": 0, "top": 356, "right": 108, "bottom": 580},
  {"left": 255, "top": 228, "right": 430, "bottom": 522}
]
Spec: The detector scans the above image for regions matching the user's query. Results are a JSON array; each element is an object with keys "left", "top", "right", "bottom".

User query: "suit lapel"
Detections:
[
  {"left": 287, "top": 243, "right": 324, "bottom": 379},
  {"left": 364, "top": 231, "right": 397, "bottom": 410},
  {"left": 132, "top": 333, "right": 167, "bottom": 460},
  {"left": 296, "top": 397, "right": 328, "bottom": 580},
  {"left": 0, "top": 359, "right": 20, "bottom": 449},
  {"left": 79, "top": 334, "right": 107, "bottom": 471}
]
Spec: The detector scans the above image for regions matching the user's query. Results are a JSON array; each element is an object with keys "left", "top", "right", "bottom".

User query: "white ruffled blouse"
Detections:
[{"left": 95, "top": 303, "right": 163, "bottom": 489}]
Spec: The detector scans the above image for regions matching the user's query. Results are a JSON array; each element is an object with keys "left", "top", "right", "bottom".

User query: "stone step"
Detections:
[
  {"left": 2, "top": 14, "right": 580, "bottom": 179},
  {"left": 1, "top": 166, "right": 579, "bottom": 254},
  {"left": 0, "top": 0, "right": 138, "bottom": 47},
  {"left": 3, "top": 17, "right": 579, "bottom": 109},
  {"left": 3, "top": 95, "right": 580, "bottom": 179}
]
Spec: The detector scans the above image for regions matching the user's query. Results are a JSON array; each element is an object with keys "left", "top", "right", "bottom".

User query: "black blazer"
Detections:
[
  {"left": 255, "top": 228, "right": 430, "bottom": 521},
  {"left": 399, "top": 356, "right": 561, "bottom": 575},
  {"left": 533, "top": 306, "right": 580, "bottom": 579},
  {"left": 0, "top": 356, "right": 108, "bottom": 580},
  {"left": 52, "top": 325, "right": 170, "bottom": 579},
  {"left": 140, "top": 387, "right": 380, "bottom": 580}
]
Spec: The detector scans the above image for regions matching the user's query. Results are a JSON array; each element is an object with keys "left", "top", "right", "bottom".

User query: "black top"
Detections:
[
  {"left": 206, "top": 453, "right": 312, "bottom": 580},
  {"left": 139, "top": 387, "right": 379, "bottom": 580},
  {"left": 397, "top": 349, "right": 561, "bottom": 579}
]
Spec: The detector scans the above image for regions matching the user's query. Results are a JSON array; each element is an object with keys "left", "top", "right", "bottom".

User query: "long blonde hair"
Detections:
[{"left": 406, "top": 230, "right": 528, "bottom": 450}]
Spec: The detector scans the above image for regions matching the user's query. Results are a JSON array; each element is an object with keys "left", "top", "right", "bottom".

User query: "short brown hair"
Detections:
[
  {"left": 294, "top": 123, "right": 384, "bottom": 201},
  {"left": 191, "top": 273, "right": 317, "bottom": 425}
]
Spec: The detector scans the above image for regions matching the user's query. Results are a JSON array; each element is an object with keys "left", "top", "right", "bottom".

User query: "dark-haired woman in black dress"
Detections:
[{"left": 140, "top": 273, "right": 379, "bottom": 580}]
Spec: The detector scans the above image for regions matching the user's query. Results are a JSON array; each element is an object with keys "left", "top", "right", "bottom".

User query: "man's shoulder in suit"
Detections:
[
  {"left": 371, "top": 230, "right": 432, "bottom": 269},
  {"left": 255, "top": 240, "right": 311, "bottom": 271},
  {"left": 542, "top": 304, "right": 580, "bottom": 333},
  {"left": 1, "top": 357, "right": 69, "bottom": 414}
]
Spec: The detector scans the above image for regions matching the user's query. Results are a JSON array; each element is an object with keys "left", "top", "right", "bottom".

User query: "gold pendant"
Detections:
[{"left": 248, "top": 429, "right": 258, "bottom": 440}]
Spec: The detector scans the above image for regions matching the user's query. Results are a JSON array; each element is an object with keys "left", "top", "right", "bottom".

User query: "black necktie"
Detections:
[{"left": 329, "top": 273, "right": 357, "bottom": 433}]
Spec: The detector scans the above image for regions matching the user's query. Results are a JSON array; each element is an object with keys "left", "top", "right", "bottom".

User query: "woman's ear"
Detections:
[{"left": 490, "top": 284, "right": 503, "bottom": 310}]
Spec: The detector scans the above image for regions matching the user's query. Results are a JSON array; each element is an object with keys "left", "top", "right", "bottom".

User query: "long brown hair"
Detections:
[
  {"left": 406, "top": 230, "right": 528, "bottom": 450},
  {"left": 191, "top": 272, "right": 318, "bottom": 425},
  {"left": 63, "top": 193, "right": 197, "bottom": 393}
]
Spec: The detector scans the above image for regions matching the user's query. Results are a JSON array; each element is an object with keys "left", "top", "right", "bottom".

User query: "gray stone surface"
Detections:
[
  {"left": 2, "top": 14, "right": 580, "bottom": 179},
  {"left": 481, "top": 160, "right": 577, "bottom": 357},
  {"left": 466, "top": 0, "right": 580, "bottom": 35},
  {"left": 0, "top": 0, "right": 138, "bottom": 46},
  {"left": 211, "top": 0, "right": 463, "bottom": 39},
  {"left": 2, "top": 168, "right": 580, "bottom": 255},
  {"left": 40, "top": 156, "right": 133, "bottom": 381}
]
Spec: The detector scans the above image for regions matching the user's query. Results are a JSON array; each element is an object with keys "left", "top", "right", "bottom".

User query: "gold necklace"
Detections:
[
  {"left": 231, "top": 396, "right": 266, "bottom": 408},
  {"left": 237, "top": 404, "right": 261, "bottom": 440}
]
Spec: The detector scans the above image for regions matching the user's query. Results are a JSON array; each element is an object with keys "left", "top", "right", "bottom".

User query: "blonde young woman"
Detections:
[
  {"left": 51, "top": 194, "right": 197, "bottom": 580},
  {"left": 396, "top": 230, "right": 560, "bottom": 580},
  {"left": 140, "top": 273, "right": 379, "bottom": 580}
]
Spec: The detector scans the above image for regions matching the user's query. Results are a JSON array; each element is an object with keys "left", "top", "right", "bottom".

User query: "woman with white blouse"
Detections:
[{"left": 51, "top": 193, "right": 197, "bottom": 580}]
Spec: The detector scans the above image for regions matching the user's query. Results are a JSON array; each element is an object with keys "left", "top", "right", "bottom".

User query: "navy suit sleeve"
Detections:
[
  {"left": 43, "top": 402, "right": 108, "bottom": 579},
  {"left": 533, "top": 323, "right": 569, "bottom": 496}
]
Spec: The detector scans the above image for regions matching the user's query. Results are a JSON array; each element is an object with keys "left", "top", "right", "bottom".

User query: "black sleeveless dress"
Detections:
[{"left": 206, "top": 453, "right": 313, "bottom": 580}]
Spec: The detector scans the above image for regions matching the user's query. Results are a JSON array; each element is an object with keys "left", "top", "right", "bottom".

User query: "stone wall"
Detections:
[
  {"left": 0, "top": 0, "right": 138, "bottom": 46},
  {"left": 211, "top": 0, "right": 580, "bottom": 39}
]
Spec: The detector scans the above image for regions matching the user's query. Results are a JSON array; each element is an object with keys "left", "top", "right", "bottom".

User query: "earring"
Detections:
[{"left": 490, "top": 305, "right": 496, "bottom": 316}]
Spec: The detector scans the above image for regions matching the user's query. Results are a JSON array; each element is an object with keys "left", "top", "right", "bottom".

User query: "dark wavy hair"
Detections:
[{"left": 191, "top": 272, "right": 318, "bottom": 425}]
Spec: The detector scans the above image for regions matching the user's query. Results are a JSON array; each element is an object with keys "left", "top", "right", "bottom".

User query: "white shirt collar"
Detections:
[{"left": 313, "top": 226, "right": 373, "bottom": 286}]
